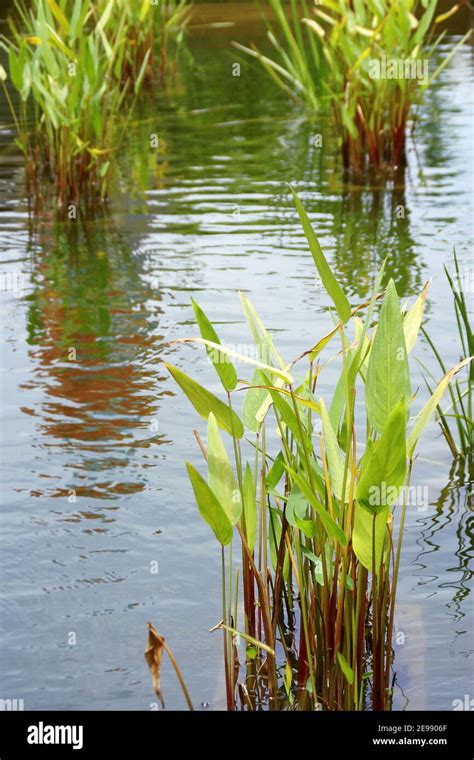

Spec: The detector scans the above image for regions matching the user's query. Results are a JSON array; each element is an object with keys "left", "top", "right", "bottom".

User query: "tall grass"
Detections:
[
  {"left": 165, "top": 190, "right": 471, "bottom": 710},
  {"left": 235, "top": 0, "right": 470, "bottom": 174},
  {"left": 0, "top": 0, "right": 190, "bottom": 210},
  {"left": 103, "top": 0, "right": 191, "bottom": 88},
  {"left": 1, "top": 1, "right": 131, "bottom": 209},
  {"left": 421, "top": 251, "right": 473, "bottom": 462}
]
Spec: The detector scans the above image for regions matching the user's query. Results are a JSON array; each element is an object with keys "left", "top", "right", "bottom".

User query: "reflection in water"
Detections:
[{"left": 22, "top": 219, "right": 168, "bottom": 505}]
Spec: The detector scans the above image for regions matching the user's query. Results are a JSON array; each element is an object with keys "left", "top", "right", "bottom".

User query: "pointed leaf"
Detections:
[
  {"left": 207, "top": 413, "right": 241, "bottom": 525},
  {"left": 174, "top": 338, "right": 293, "bottom": 384},
  {"left": 356, "top": 399, "right": 407, "bottom": 514},
  {"left": 243, "top": 464, "right": 257, "bottom": 552},
  {"left": 191, "top": 299, "right": 237, "bottom": 391},
  {"left": 403, "top": 281, "right": 430, "bottom": 354},
  {"left": 353, "top": 504, "right": 389, "bottom": 572},
  {"left": 337, "top": 651, "right": 354, "bottom": 685},
  {"left": 366, "top": 280, "right": 411, "bottom": 433},
  {"left": 320, "top": 397, "right": 349, "bottom": 502},
  {"left": 165, "top": 363, "right": 244, "bottom": 439},
  {"left": 288, "top": 468, "right": 347, "bottom": 546},
  {"left": 292, "top": 188, "right": 351, "bottom": 324},
  {"left": 186, "top": 462, "right": 233, "bottom": 545},
  {"left": 242, "top": 369, "right": 267, "bottom": 431}
]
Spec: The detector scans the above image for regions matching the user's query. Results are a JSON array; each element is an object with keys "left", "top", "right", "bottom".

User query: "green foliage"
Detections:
[
  {"left": 167, "top": 189, "right": 464, "bottom": 710},
  {"left": 237, "top": 0, "right": 470, "bottom": 173},
  {"left": 420, "top": 250, "right": 473, "bottom": 460},
  {"left": 366, "top": 279, "right": 410, "bottom": 433},
  {"left": 99, "top": 0, "right": 191, "bottom": 87},
  {"left": 0, "top": 0, "right": 190, "bottom": 210}
]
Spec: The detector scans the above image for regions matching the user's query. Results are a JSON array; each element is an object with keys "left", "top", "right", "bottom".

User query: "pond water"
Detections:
[{"left": 0, "top": 3, "right": 472, "bottom": 711}]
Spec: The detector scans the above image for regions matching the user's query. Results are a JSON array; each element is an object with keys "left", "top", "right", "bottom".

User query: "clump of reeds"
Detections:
[
  {"left": 165, "top": 189, "right": 471, "bottom": 710},
  {"left": 104, "top": 0, "right": 191, "bottom": 89},
  {"left": 0, "top": 0, "right": 190, "bottom": 211},
  {"left": 236, "top": 0, "right": 470, "bottom": 175},
  {"left": 0, "top": 0, "right": 131, "bottom": 210},
  {"left": 421, "top": 250, "right": 473, "bottom": 463}
]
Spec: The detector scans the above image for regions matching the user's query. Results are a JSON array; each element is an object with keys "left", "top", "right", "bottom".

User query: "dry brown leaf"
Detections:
[{"left": 144, "top": 622, "right": 166, "bottom": 708}]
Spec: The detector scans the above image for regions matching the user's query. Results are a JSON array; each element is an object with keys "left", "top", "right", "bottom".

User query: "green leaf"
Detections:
[
  {"left": 47, "top": 0, "right": 70, "bottom": 34},
  {"left": 242, "top": 369, "right": 267, "bottom": 432},
  {"left": 353, "top": 504, "right": 389, "bottom": 572},
  {"left": 186, "top": 462, "right": 233, "bottom": 546},
  {"left": 407, "top": 357, "right": 472, "bottom": 458},
  {"left": 134, "top": 47, "right": 151, "bottom": 95},
  {"left": 269, "top": 508, "right": 289, "bottom": 579},
  {"left": 176, "top": 337, "right": 293, "bottom": 384},
  {"left": 8, "top": 48, "right": 22, "bottom": 91},
  {"left": 320, "top": 397, "right": 349, "bottom": 502},
  {"left": 356, "top": 398, "right": 407, "bottom": 514},
  {"left": 285, "top": 484, "right": 315, "bottom": 538},
  {"left": 286, "top": 484, "right": 307, "bottom": 527},
  {"left": 207, "top": 412, "right": 241, "bottom": 525},
  {"left": 337, "top": 652, "right": 354, "bottom": 685},
  {"left": 403, "top": 282, "right": 430, "bottom": 354},
  {"left": 165, "top": 363, "right": 244, "bottom": 439},
  {"left": 191, "top": 298, "right": 238, "bottom": 391},
  {"left": 238, "top": 292, "right": 286, "bottom": 365},
  {"left": 99, "top": 160, "right": 110, "bottom": 178},
  {"left": 239, "top": 290, "right": 268, "bottom": 346},
  {"left": 366, "top": 280, "right": 410, "bottom": 433},
  {"left": 266, "top": 451, "right": 285, "bottom": 489},
  {"left": 292, "top": 188, "right": 351, "bottom": 324},
  {"left": 301, "top": 545, "right": 324, "bottom": 585},
  {"left": 269, "top": 387, "right": 311, "bottom": 450},
  {"left": 243, "top": 463, "right": 257, "bottom": 552},
  {"left": 288, "top": 467, "right": 347, "bottom": 546}
]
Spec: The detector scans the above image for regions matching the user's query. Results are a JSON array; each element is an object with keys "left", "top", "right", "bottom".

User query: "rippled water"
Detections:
[{"left": 0, "top": 3, "right": 472, "bottom": 710}]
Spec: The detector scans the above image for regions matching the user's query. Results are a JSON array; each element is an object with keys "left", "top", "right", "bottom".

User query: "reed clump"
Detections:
[
  {"left": 165, "top": 189, "right": 472, "bottom": 710},
  {"left": 0, "top": 0, "right": 189, "bottom": 211},
  {"left": 421, "top": 250, "right": 473, "bottom": 463},
  {"left": 102, "top": 0, "right": 191, "bottom": 89},
  {"left": 236, "top": 0, "right": 470, "bottom": 174}
]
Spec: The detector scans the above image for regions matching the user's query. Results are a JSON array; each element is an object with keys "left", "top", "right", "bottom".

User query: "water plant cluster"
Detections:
[
  {"left": 164, "top": 191, "right": 472, "bottom": 710},
  {"left": 236, "top": 0, "right": 470, "bottom": 173},
  {"left": 0, "top": 0, "right": 190, "bottom": 210}
]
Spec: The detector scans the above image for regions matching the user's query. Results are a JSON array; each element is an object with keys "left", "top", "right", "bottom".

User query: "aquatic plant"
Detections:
[
  {"left": 0, "top": 0, "right": 136, "bottom": 210},
  {"left": 101, "top": 0, "right": 191, "bottom": 88},
  {"left": 235, "top": 0, "right": 470, "bottom": 174},
  {"left": 421, "top": 250, "right": 473, "bottom": 462},
  {"left": 164, "top": 190, "right": 471, "bottom": 710},
  {"left": 0, "top": 0, "right": 190, "bottom": 211}
]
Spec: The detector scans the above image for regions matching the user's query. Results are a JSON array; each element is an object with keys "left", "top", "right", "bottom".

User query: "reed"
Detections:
[
  {"left": 102, "top": 0, "right": 191, "bottom": 88},
  {"left": 0, "top": 0, "right": 190, "bottom": 211},
  {"left": 165, "top": 190, "right": 471, "bottom": 710},
  {"left": 0, "top": 0, "right": 131, "bottom": 210},
  {"left": 235, "top": 0, "right": 470, "bottom": 174},
  {"left": 420, "top": 250, "right": 473, "bottom": 462}
]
